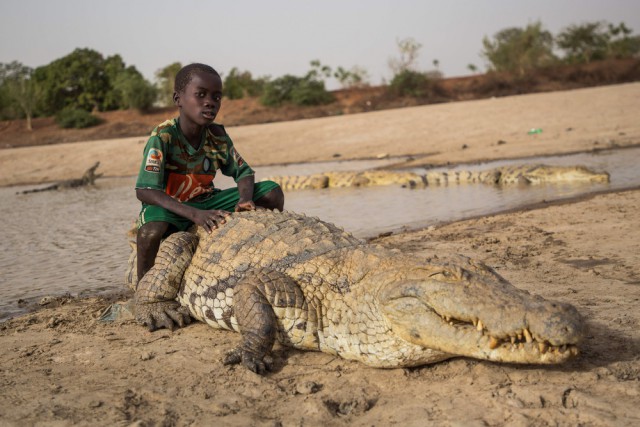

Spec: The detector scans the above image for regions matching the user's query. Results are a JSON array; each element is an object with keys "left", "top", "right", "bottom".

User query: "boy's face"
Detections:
[{"left": 174, "top": 71, "right": 223, "bottom": 127}]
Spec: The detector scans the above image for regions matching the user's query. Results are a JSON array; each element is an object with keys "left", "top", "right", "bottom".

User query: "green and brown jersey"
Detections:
[{"left": 135, "top": 118, "right": 254, "bottom": 202}]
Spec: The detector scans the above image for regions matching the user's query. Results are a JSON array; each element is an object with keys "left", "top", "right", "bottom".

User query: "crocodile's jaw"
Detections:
[{"left": 378, "top": 271, "right": 585, "bottom": 364}]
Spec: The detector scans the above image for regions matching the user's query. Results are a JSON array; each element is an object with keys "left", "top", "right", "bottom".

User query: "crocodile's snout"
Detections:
[{"left": 379, "top": 262, "right": 585, "bottom": 364}]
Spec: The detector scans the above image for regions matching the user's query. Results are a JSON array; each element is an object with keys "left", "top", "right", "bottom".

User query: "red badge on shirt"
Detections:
[{"left": 145, "top": 148, "right": 163, "bottom": 173}]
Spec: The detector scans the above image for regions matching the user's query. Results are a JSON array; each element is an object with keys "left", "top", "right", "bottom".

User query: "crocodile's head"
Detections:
[
  {"left": 517, "top": 165, "right": 610, "bottom": 184},
  {"left": 378, "top": 256, "right": 585, "bottom": 364}
]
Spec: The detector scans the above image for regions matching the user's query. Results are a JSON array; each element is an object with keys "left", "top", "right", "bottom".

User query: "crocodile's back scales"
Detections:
[
  {"left": 174, "top": 210, "right": 450, "bottom": 366},
  {"left": 179, "top": 211, "right": 362, "bottom": 331}
]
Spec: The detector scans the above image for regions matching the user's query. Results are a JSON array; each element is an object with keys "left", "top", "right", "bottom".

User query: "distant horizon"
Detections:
[{"left": 2, "top": 0, "right": 639, "bottom": 89}]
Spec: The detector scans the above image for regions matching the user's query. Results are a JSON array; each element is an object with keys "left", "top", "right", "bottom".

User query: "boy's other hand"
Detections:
[
  {"left": 235, "top": 199, "right": 256, "bottom": 212},
  {"left": 194, "top": 209, "right": 231, "bottom": 233}
]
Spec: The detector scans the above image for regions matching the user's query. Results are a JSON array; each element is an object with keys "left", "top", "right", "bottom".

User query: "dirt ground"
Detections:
[{"left": 0, "top": 83, "right": 639, "bottom": 426}]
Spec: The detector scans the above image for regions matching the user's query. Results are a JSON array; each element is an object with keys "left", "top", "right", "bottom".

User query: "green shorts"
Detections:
[{"left": 137, "top": 180, "right": 280, "bottom": 231}]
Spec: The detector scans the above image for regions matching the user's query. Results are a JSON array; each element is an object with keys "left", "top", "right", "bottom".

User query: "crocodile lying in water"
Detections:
[
  {"left": 127, "top": 210, "right": 584, "bottom": 374},
  {"left": 262, "top": 164, "right": 610, "bottom": 191},
  {"left": 18, "top": 162, "right": 103, "bottom": 194}
]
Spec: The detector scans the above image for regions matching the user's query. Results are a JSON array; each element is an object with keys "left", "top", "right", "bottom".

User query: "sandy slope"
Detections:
[{"left": 0, "top": 83, "right": 639, "bottom": 425}]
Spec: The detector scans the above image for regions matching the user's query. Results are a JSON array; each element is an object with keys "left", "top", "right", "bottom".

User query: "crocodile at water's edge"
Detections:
[
  {"left": 127, "top": 210, "right": 584, "bottom": 374},
  {"left": 263, "top": 164, "right": 610, "bottom": 190}
]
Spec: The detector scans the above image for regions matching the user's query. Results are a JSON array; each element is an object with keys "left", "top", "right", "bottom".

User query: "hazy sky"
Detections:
[{"left": 2, "top": 0, "right": 639, "bottom": 89}]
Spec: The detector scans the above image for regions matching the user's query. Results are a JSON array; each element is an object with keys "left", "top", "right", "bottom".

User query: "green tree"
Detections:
[
  {"left": 0, "top": 61, "right": 41, "bottom": 130},
  {"left": 0, "top": 84, "right": 12, "bottom": 120},
  {"left": 33, "top": 48, "right": 110, "bottom": 114},
  {"left": 557, "top": 21, "right": 639, "bottom": 64},
  {"left": 556, "top": 22, "right": 610, "bottom": 63},
  {"left": 102, "top": 54, "right": 128, "bottom": 110},
  {"left": 155, "top": 62, "right": 182, "bottom": 106},
  {"left": 112, "top": 71, "right": 157, "bottom": 111},
  {"left": 223, "top": 68, "right": 267, "bottom": 99},
  {"left": 102, "top": 54, "right": 156, "bottom": 111},
  {"left": 482, "top": 22, "right": 556, "bottom": 74},
  {"left": 607, "top": 22, "right": 640, "bottom": 59}
]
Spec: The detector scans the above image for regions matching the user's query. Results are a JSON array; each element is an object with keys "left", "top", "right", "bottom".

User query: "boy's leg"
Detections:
[
  {"left": 136, "top": 204, "right": 195, "bottom": 282},
  {"left": 136, "top": 221, "right": 170, "bottom": 283},
  {"left": 192, "top": 181, "right": 284, "bottom": 212},
  {"left": 255, "top": 184, "right": 284, "bottom": 211}
]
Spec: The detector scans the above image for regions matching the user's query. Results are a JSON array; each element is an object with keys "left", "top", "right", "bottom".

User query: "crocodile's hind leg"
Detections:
[
  {"left": 135, "top": 232, "right": 198, "bottom": 331},
  {"left": 224, "top": 269, "right": 307, "bottom": 375}
]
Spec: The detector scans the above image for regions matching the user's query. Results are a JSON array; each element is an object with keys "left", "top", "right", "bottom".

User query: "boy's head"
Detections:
[
  {"left": 174, "top": 63, "right": 220, "bottom": 94},
  {"left": 173, "top": 63, "right": 223, "bottom": 128}
]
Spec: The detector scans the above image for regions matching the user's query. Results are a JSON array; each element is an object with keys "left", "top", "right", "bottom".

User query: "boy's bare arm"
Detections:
[
  {"left": 235, "top": 175, "right": 256, "bottom": 212},
  {"left": 136, "top": 188, "right": 230, "bottom": 233}
]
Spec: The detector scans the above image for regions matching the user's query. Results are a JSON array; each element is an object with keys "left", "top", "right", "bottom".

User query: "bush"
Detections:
[
  {"left": 260, "top": 75, "right": 299, "bottom": 106},
  {"left": 55, "top": 107, "right": 102, "bottom": 129},
  {"left": 389, "top": 69, "right": 431, "bottom": 97},
  {"left": 260, "top": 75, "right": 333, "bottom": 107},
  {"left": 223, "top": 68, "right": 266, "bottom": 100},
  {"left": 290, "top": 79, "right": 334, "bottom": 106}
]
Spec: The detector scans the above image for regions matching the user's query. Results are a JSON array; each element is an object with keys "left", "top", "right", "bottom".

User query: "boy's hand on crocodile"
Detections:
[
  {"left": 235, "top": 199, "right": 256, "bottom": 212},
  {"left": 194, "top": 209, "right": 231, "bottom": 233}
]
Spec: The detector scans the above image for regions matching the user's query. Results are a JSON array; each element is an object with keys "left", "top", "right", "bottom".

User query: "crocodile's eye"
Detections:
[{"left": 429, "top": 270, "right": 451, "bottom": 279}]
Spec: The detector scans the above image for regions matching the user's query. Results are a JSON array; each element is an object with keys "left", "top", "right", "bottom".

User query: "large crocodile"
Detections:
[
  {"left": 127, "top": 210, "right": 584, "bottom": 374},
  {"left": 262, "top": 164, "right": 610, "bottom": 191}
]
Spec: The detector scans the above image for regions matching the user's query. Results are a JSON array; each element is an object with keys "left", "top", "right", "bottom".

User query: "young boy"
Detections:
[{"left": 135, "top": 63, "right": 284, "bottom": 283}]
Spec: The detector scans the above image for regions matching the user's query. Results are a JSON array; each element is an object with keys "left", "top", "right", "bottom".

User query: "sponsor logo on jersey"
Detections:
[
  {"left": 166, "top": 173, "right": 215, "bottom": 201},
  {"left": 145, "top": 148, "right": 163, "bottom": 173}
]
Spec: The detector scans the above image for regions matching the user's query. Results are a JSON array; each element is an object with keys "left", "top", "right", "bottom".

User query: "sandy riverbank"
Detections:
[{"left": 0, "top": 83, "right": 639, "bottom": 425}]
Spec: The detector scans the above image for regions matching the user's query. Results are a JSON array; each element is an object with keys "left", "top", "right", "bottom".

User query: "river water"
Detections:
[{"left": 1, "top": 147, "right": 639, "bottom": 321}]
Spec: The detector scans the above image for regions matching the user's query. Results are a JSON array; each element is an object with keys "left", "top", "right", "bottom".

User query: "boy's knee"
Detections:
[
  {"left": 137, "top": 222, "right": 170, "bottom": 249},
  {"left": 257, "top": 184, "right": 284, "bottom": 211}
]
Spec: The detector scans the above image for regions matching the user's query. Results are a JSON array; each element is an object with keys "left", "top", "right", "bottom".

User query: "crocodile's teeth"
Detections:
[
  {"left": 510, "top": 335, "right": 516, "bottom": 344},
  {"left": 477, "top": 320, "right": 484, "bottom": 332},
  {"left": 488, "top": 336, "right": 500, "bottom": 349},
  {"left": 538, "top": 342, "right": 548, "bottom": 354},
  {"left": 523, "top": 328, "right": 533, "bottom": 343}
]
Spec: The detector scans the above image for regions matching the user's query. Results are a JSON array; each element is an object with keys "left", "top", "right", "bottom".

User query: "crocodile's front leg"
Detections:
[
  {"left": 224, "top": 269, "right": 307, "bottom": 374},
  {"left": 135, "top": 232, "right": 198, "bottom": 331}
]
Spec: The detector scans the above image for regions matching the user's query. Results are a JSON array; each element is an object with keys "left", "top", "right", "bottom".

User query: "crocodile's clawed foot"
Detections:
[
  {"left": 135, "top": 301, "right": 192, "bottom": 332},
  {"left": 223, "top": 348, "right": 274, "bottom": 375}
]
